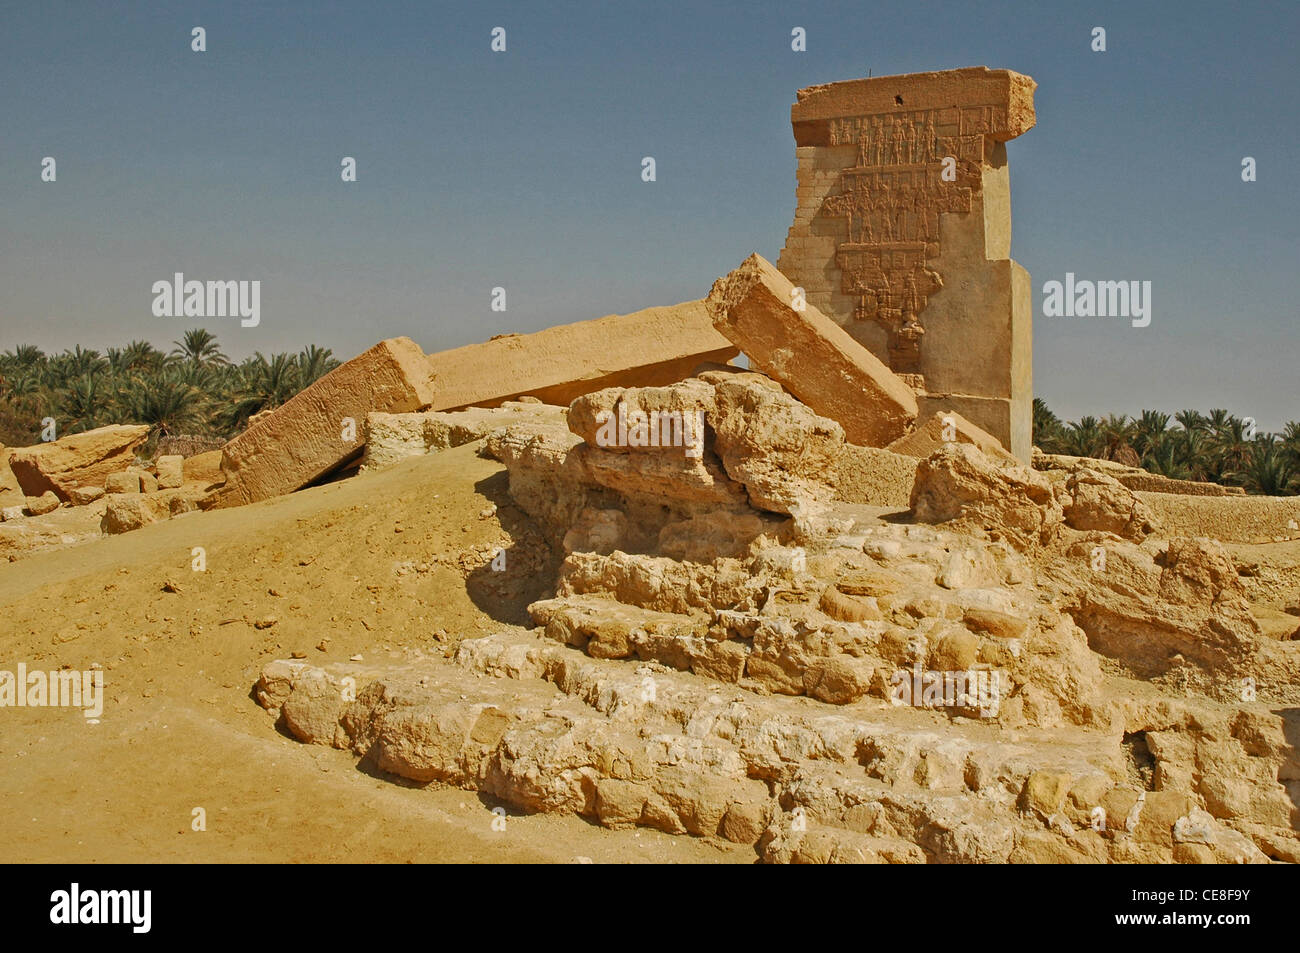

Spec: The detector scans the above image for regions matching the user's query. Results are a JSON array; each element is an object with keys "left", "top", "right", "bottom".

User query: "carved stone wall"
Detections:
[{"left": 778, "top": 67, "right": 1036, "bottom": 461}]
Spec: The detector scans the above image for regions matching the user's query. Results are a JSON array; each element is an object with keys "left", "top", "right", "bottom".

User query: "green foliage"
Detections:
[
  {"left": 1033, "top": 399, "right": 1300, "bottom": 496},
  {"left": 0, "top": 334, "right": 340, "bottom": 446}
]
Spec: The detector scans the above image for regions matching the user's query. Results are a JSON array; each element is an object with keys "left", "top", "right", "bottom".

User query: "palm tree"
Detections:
[
  {"left": 1132, "top": 410, "right": 1171, "bottom": 459},
  {"left": 1279, "top": 421, "right": 1300, "bottom": 470},
  {"left": 60, "top": 374, "right": 109, "bottom": 433},
  {"left": 218, "top": 352, "right": 300, "bottom": 430},
  {"left": 128, "top": 372, "right": 205, "bottom": 437},
  {"left": 1206, "top": 417, "right": 1253, "bottom": 484},
  {"left": 1235, "top": 441, "right": 1298, "bottom": 496},
  {"left": 296, "top": 345, "right": 338, "bottom": 388},
  {"left": 2, "top": 344, "right": 45, "bottom": 369},
  {"left": 1143, "top": 432, "right": 1192, "bottom": 480},
  {"left": 1062, "top": 416, "right": 1105, "bottom": 458},
  {"left": 53, "top": 345, "right": 107, "bottom": 380},
  {"left": 1099, "top": 413, "right": 1139, "bottom": 465},
  {"left": 1032, "top": 398, "right": 1065, "bottom": 452},
  {"left": 1174, "top": 409, "right": 1206, "bottom": 435},
  {"left": 171, "top": 328, "right": 228, "bottom": 366}
]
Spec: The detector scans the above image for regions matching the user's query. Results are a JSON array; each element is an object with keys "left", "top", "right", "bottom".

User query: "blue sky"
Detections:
[{"left": 2, "top": 0, "right": 1297, "bottom": 428}]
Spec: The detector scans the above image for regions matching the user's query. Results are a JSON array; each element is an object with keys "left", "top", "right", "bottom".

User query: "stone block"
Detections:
[
  {"left": 7, "top": 424, "right": 150, "bottom": 501},
  {"left": 423, "top": 300, "right": 737, "bottom": 411},
  {"left": 215, "top": 337, "right": 437, "bottom": 506},
  {"left": 705, "top": 253, "right": 917, "bottom": 446},
  {"left": 156, "top": 455, "right": 184, "bottom": 489}
]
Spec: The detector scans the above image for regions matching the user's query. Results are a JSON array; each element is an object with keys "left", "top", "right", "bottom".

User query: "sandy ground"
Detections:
[{"left": 0, "top": 444, "right": 750, "bottom": 863}]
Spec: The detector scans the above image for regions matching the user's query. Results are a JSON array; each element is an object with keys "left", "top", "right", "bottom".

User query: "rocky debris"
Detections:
[
  {"left": 1062, "top": 469, "right": 1159, "bottom": 540},
  {"left": 1034, "top": 450, "right": 1237, "bottom": 497},
  {"left": 155, "top": 454, "right": 184, "bottom": 489},
  {"left": 706, "top": 371, "right": 844, "bottom": 515},
  {"left": 1, "top": 505, "right": 27, "bottom": 522},
  {"left": 215, "top": 337, "right": 438, "bottom": 507},
  {"left": 0, "top": 448, "right": 25, "bottom": 508},
  {"left": 1043, "top": 536, "right": 1266, "bottom": 688},
  {"left": 255, "top": 625, "right": 1275, "bottom": 863},
  {"left": 100, "top": 487, "right": 209, "bottom": 535},
  {"left": 362, "top": 402, "right": 566, "bottom": 471},
  {"left": 7, "top": 424, "right": 149, "bottom": 502},
  {"left": 182, "top": 450, "right": 225, "bottom": 488},
  {"left": 25, "top": 491, "right": 60, "bottom": 516},
  {"left": 104, "top": 470, "right": 142, "bottom": 495},
  {"left": 489, "top": 372, "right": 847, "bottom": 537},
  {"left": 423, "top": 300, "right": 737, "bottom": 411},
  {"left": 101, "top": 495, "right": 158, "bottom": 535},
  {"left": 67, "top": 485, "right": 105, "bottom": 505},
  {"left": 705, "top": 253, "right": 917, "bottom": 447},
  {"left": 910, "top": 444, "right": 1063, "bottom": 551},
  {"left": 887, "top": 410, "right": 1017, "bottom": 465}
]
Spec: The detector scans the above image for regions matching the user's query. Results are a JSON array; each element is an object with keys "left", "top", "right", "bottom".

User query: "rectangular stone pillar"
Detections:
[{"left": 777, "top": 67, "right": 1036, "bottom": 461}]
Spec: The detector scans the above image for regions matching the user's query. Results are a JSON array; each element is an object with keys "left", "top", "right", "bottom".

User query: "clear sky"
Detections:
[{"left": 2, "top": 0, "right": 1297, "bottom": 429}]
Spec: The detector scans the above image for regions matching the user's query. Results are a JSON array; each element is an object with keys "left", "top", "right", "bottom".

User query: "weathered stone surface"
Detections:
[
  {"left": 101, "top": 495, "right": 158, "bottom": 534},
  {"left": 104, "top": 471, "right": 140, "bottom": 495},
  {"left": 910, "top": 444, "right": 1062, "bottom": 550},
  {"left": 887, "top": 410, "right": 1016, "bottom": 464},
  {"left": 1045, "top": 536, "right": 1263, "bottom": 682},
  {"left": 182, "top": 450, "right": 225, "bottom": 487},
  {"left": 216, "top": 337, "right": 437, "bottom": 506},
  {"left": 423, "top": 300, "right": 737, "bottom": 411},
  {"left": 67, "top": 485, "right": 105, "bottom": 506},
  {"left": 0, "top": 448, "right": 25, "bottom": 508},
  {"left": 833, "top": 445, "right": 918, "bottom": 507},
  {"left": 362, "top": 402, "right": 566, "bottom": 471},
  {"left": 155, "top": 455, "right": 184, "bottom": 489},
  {"left": 1033, "top": 451, "right": 1234, "bottom": 497},
  {"left": 708, "top": 374, "right": 844, "bottom": 514},
  {"left": 567, "top": 379, "right": 715, "bottom": 455},
  {"left": 8, "top": 424, "right": 149, "bottom": 501},
  {"left": 1063, "top": 469, "right": 1159, "bottom": 540},
  {"left": 1134, "top": 492, "right": 1300, "bottom": 544},
  {"left": 777, "top": 67, "right": 1036, "bottom": 460},
  {"left": 706, "top": 253, "right": 917, "bottom": 446},
  {"left": 280, "top": 668, "right": 350, "bottom": 748},
  {"left": 25, "top": 491, "right": 60, "bottom": 516},
  {"left": 96, "top": 487, "right": 207, "bottom": 535}
]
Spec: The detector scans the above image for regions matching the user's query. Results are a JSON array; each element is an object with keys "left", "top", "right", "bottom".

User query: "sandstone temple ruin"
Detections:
[
  {"left": 7, "top": 67, "right": 1298, "bottom": 867},
  {"left": 779, "top": 67, "right": 1036, "bottom": 461}
]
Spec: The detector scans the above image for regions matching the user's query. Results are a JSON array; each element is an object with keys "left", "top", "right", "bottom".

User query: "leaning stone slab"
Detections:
[
  {"left": 705, "top": 253, "right": 918, "bottom": 446},
  {"left": 215, "top": 337, "right": 437, "bottom": 507},
  {"left": 887, "top": 410, "right": 1017, "bottom": 465},
  {"left": 423, "top": 300, "right": 737, "bottom": 410},
  {"left": 8, "top": 424, "right": 149, "bottom": 501}
]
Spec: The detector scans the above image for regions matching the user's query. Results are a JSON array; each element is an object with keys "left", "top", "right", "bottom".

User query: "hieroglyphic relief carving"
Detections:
[{"left": 817, "top": 106, "right": 999, "bottom": 384}]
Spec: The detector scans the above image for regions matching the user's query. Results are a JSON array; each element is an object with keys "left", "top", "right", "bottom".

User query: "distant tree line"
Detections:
[
  {"left": 0, "top": 329, "right": 340, "bottom": 448},
  {"left": 1033, "top": 398, "right": 1300, "bottom": 496}
]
